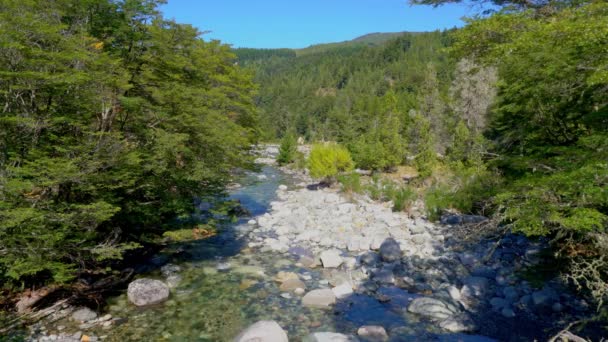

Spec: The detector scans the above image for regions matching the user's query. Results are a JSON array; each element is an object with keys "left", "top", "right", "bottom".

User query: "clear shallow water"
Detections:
[{"left": 44, "top": 166, "right": 478, "bottom": 341}]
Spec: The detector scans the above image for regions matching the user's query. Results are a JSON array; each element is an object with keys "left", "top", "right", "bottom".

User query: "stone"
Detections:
[
  {"left": 280, "top": 278, "right": 306, "bottom": 292},
  {"left": 461, "top": 277, "right": 489, "bottom": 299},
  {"left": 160, "top": 264, "right": 181, "bottom": 277},
  {"left": 411, "top": 234, "right": 427, "bottom": 245},
  {"left": 278, "top": 185, "right": 288, "bottom": 191},
  {"left": 490, "top": 297, "right": 508, "bottom": 310},
  {"left": 233, "top": 320, "right": 288, "bottom": 342},
  {"left": 300, "top": 256, "right": 317, "bottom": 268},
  {"left": 552, "top": 302, "right": 564, "bottom": 312},
  {"left": 360, "top": 252, "right": 380, "bottom": 266},
  {"left": 295, "top": 288, "right": 306, "bottom": 295},
  {"left": 407, "top": 297, "right": 458, "bottom": 320},
  {"left": 501, "top": 307, "right": 516, "bottom": 318},
  {"left": 216, "top": 262, "right": 231, "bottom": 271},
  {"left": 127, "top": 278, "right": 170, "bottom": 306},
  {"left": 332, "top": 283, "right": 354, "bottom": 299},
  {"left": 304, "top": 332, "right": 359, "bottom": 342},
  {"left": 372, "top": 269, "right": 395, "bottom": 285},
  {"left": 439, "top": 316, "right": 476, "bottom": 333},
  {"left": 502, "top": 286, "right": 519, "bottom": 301},
  {"left": 302, "top": 289, "right": 337, "bottom": 308},
  {"left": 532, "top": 289, "right": 556, "bottom": 307},
  {"left": 274, "top": 271, "right": 299, "bottom": 283},
  {"left": 320, "top": 250, "right": 343, "bottom": 268},
  {"left": 409, "top": 224, "right": 425, "bottom": 235},
  {"left": 357, "top": 325, "right": 388, "bottom": 342},
  {"left": 247, "top": 219, "right": 256, "bottom": 225},
  {"left": 72, "top": 308, "right": 97, "bottom": 323},
  {"left": 379, "top": 238, "right": 402, "bottom": 262}
]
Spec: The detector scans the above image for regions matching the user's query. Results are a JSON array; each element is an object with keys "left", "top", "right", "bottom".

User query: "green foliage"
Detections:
[
  {"left": 277, "top": 134, "right": 298, "bottom": 165},
  {"left": 0, "top": 0, "right": 257, "bottom": 287},
  {"left": 307, "top": 143, "right": 354, "bottom": 181},
  {"left": 390, "top": 186, "right": 417, "bottom": 212},
  {"left": 337, "top": 172, "right": 362, "bottom": 194},
  {"left": 413, "top": 115, "right": 437, "bottom": 178},
  {"left": 424, "top": 163, "right": 500, "bottom": 220}
]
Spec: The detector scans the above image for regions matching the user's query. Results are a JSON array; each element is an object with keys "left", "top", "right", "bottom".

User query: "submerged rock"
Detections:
[
  {"left": 357, "top": 325, "right": 388, "bottom": 342},
  {"left": 127, "top": 278, "right": 170, "bottom": 306},
  {"left": 72, "top": 307, "right": 97, "bottom": 323},
  {"left": 304, "top": 332, "right": 359, "bottom": 342},
  {"left": 302, "top": 289, "right": 336, "bottom": 308},
  {"left": 407, "top": 297, "right": 458, "bottom": 320},
  {"left": 233, "top": 320, "right": 288, "bottom": 342}
]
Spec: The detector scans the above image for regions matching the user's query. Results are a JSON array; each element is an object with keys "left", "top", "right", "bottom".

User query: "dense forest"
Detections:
[
  {"left": 0, "top": 0, "right": 606, "bottom": 337},
  {"left": 0, "top": 0, "right": 258, "bottom": 291},
  {"left": 241, "top": 0, "right": 608, "bottom": 319}
]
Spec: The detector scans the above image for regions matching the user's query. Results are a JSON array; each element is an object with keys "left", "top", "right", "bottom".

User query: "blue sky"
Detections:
[{"left": 160, "top": 0, "right": 478, "bottom": 49}]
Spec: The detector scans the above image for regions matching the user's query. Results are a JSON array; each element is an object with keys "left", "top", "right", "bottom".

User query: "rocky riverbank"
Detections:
[{"left": 17, "top": 145, "right": 594, "bottom": 341}]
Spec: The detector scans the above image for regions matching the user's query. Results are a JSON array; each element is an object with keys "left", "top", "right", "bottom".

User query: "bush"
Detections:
[
  {"left": 337, "top": 172, "right": 362, "bottom": 194},
  {"left": 391, "top": 186, "right": 417, "bottom": 212},
  {"left": 307, "top": 143, "right": 354, "bottom": 181},
  {"left": 277, "top": 134, "right": 297, "bottom": 165},
  {"left": 424, "top": 163, "right": 500, "bottom": 220}
]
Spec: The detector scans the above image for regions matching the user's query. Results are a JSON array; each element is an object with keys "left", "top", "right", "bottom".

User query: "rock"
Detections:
[
  {"left": 320, "top": 250, "right": 343, "bottom": 268},
  {"left": 216, "top": 262, "right": 231, "bottom": 271},
  {"left": 357, "top": 325, "right": 388, "bottom": 342},
  {"left": 71, "top": 308, "right": 97, "bottom": 323},
  {"left": 302, "top": 289, "right": 337, "bottom": 308},
  {"left": 332, "top": 283, "right": 354, "bottom": 299},
  {"left": 502, "top": 286, "right": 519, "bottom": 301},
  {"left": 555, "top": 331, "right": 589, "bottom": 342},
  {"left": 247, "top": 219, "right": 256, "bottom": 225},
  {"left": 501, "top": 307, "right": 516, "bottom": 318},
  {"left": 407, "top": 297, "right": 458, "bottom": 320},
  {"left": 295, "top": 288, "right": 306, "bottom": 295},
  {"left": 288, "top": 246, "right": 314, "bottom": 258},
  {"left": 300, "top": 256, "right": 317, "bottom": 268},
  {"left": 278, "top": 185, "right": 288, "bottom": 191},
  {"left": 372, "top": 269, "right": 395, "bottom": 285},
  {"left": 532, "top": 288, "right": 556, "bottom": 307},
  {"left": 233, "top": 320, "right": 288, "bottom": 342},
  {"left": 490, "top": 297, "right": 508, "bottom": 310},
  {"left": 304, "top": 332, "right": 359, "bottom": 342},
  {"left": 461, "top": 277, "right": 489, "bottom": 299},
  {"left": 379, "top": 238, "right": 402, "bottom": 262},
  {"left": 274, "top": 271, "right": 299, "bottom": 283},
  {"left": 552, "top": 302, "right": 564, "bottom": 312},
  {"left": 439, "top": 316, "right": 476, "bottom": 333},
  {"left": 440, "top": 214, "right": 488, "bottom": 225},
  {"left": 360, "top": 252, "right": 380, "bottom": 266},
  {"left": 280, "top": 278, "right": 306, "bottom": 292},
  {"left": 160, "top": 263, "right": 181, "bottom": 277},
  {"left": 127, "top": 278, "right": 170, "bottom": 306}
]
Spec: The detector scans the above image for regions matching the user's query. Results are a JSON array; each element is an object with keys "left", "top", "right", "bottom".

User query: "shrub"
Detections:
[
  {"left": 337, "top": 172, "right": 362, "bottom": 194},
  {"left": 277, "top": 134, "right": 298, "bottom": 165},
  {"left": 307, "top": 143, "right": 354, "bottom": 181},
  {"left": 392, "top": 186, "right": 417, "bottom": 212}
]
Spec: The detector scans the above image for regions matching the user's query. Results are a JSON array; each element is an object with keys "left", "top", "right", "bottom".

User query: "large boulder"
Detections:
[
  {"left": 127, "top": 278, "right": 170, "bottom": 306},
  {"left": 407, "top": 297, "right": 459, "bottom": 320},
  {"left": 320, "top": 250, "right": 343, "bottom": 268},
  {"left": 302, "top": 289, "right": 336, "bottom": 308},
  {"left": 379, "top": 238, "right": 402, "bottom": 262},
  {"left": 233, "top": 320, "right": 288, "bottom": 342}
]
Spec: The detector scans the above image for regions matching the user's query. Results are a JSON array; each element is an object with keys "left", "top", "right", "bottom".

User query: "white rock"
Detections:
[
  {"left": 332, "top": 283, "right": 354, "bottom": 299},
  {"left": 320, "top": 250, "right": 343, "bottom": 268},
  {"left": 305, "top": 332, "right": 359, "bottom": 342},
  {"left": 127, "top": 279, "right": 170, "bottom": 306},
  {"left": 278, "top": 185, "right": 288, "bottom": 191},
  {"left": 302, "top": 289, "right": 336, "bottom": 308},
  {"left": 357, "top": 325, "right": 388, "bottom": 342},
  {"left": 233, "top": 320, "right": 288, "bottom": 342}
]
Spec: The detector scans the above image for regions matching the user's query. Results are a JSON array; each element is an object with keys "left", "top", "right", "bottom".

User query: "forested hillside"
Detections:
[
  {"left": 0, "top": 0, "right": 257, "bottom": 289},
  {"left": 245, "top": 1, "right": 608, "bottom": 319}
]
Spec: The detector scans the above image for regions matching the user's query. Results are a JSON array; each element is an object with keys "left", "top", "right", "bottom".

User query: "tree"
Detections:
[
  {"left": 308, "top": 143, "right": 354, "bottom": 182},
  {"left": 277, "top": 133, "right": 298, "bottom": 165},
  {"left": 0, "top": 0, "right": 258, "bottom": 287}
]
